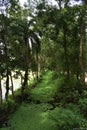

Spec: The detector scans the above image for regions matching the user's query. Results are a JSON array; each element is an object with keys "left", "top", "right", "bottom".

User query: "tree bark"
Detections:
[
  {"left": 10, "top": 71, "right": 14, "bottom": 98},
  {"left": 0, "top": 77, "right": 2, "bottom": 106},
  {"left": 56, "top": 0, "right": 61, "bottom": 10},
  {"left": 5, "top": 69, "right": 9, "bottom": 102},
  {"left": 22, "top": 67, "right": 28, "bottom": 92},
  {"left": 2, "top": 28, "right": 9, "bottom": 102},
  {"left": 36, "top": 52, "right": 39, "bottom": 80},
  {"left": 21, "top": 34, "right": 30, "bottom": 93},
  {"left": 63, "top": 28, "right": 70, "bottom": 79},
  {"left": 79, "top": 23, "right": 85, "bottom": 85},
  {"left": 20, "top": 72, "right": 23, "bottom": 86}
]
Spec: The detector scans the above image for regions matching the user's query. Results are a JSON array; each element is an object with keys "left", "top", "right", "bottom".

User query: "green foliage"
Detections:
[
  {"left": 49, "top": 107, "right": 87, "bottom": 130},
  {"left": 30, "top": 71, "right": 58, "bottom": 102},
  {"left": 1, "top": 71, "right": 87, "bottom": 130},
  {"left": 79, "top": 98, "right": 87, "bottom": 116},
  {"left": 1, "top": 99, "right": 15, "bottom": 112},
  {"left": 1, "top": 103, "right": 87, "bottom": 130},
  {"left": 28, "top": 78, "right": 38, "bottom": 88},
  {"left": 0, "top": 1, "right": 87, "bottom": 130},
  {"left": 54, "top": 75, "right": 82, "bottom": 105},
  {"left": 29, "top": 71, "right": 83, "bottom": 104},
  {"left": 7, "top": 103, "right": 56, "bottom": 130},
  {"left": 65, "top": 103, "right": 80, "bottom": 113},
  {"left": 0, "top": 98, "right": 18, "bottom": 128},
  {"left": 20, "top": 88, "right": 31, "bottom": 103},
  {"left": 78, "top": 90, "right": 87, "bottom": 116},
  {"left": 13, "top": 88, "right": 23, "bottom": 103}
]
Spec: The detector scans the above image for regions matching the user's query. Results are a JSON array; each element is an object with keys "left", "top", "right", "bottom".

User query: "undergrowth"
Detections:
[{"left": 0, "top": 71, "right": 87, "bottom": 130}]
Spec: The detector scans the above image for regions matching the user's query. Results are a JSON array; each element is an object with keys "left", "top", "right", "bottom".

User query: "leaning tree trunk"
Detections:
[{"left": 0, "top": 77, "right": 2, "bottom": 106}]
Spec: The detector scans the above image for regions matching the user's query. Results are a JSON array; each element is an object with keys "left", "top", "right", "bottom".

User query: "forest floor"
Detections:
[
  {"left": 0, "top": 71, "right": 58, "bottom": 130},
  {"left": 0, "top": 103, "right": 57, "bottom": 130},
  {"left": 0, "top": 71, "right": 87, "bottom": 130}
]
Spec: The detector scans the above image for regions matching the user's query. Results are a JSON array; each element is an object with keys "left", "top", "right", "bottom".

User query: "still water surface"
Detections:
[
  {"left": 1, "top": 72, "right": 34, "bottom": 99},
  {"left": 2, "top": 77, "right": 21, "bottom": 99}
]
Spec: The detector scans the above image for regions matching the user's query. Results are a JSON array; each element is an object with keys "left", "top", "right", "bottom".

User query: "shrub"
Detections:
[
  {"left": 65, "top": 103, "right": 80, "bottom": 112},
  {"left": 2, "top": 99, "right": 17, "bottom": 113},
  {"left": 0, "top": 99, "right": 17, "bottom": 127},
  {"left": 54, "top": 75, "right": 82, "bottom": 105},
  {"left": 21, "top": 88, "right": 31, "bottom": 103},
  {"left": 79, "top": 98, "right": 87, "bottom": 116},
  {"left": 78, "top": 90, "right": 87, "bottom": 116},
  {"left": 8, "top": 103, "right": 56, "bottom": 130},
  {"left": 30, "top": 71, "right": 59, "bottom": 103},
  {"left": 49, "top": 107, "right": 87, "bottom": 130}
]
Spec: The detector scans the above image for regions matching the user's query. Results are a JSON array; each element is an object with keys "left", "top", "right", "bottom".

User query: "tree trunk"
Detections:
[
  {"left": 56, "top": 0, "right": 61, "bottom": 10},
  {"left": 10, "top": 71, "right": 14, "bottom": 98},
  {"left": 0, "top": 77, "right": 2, "bottom": 106},
  {"left": 4, "top": 39, "right": 9, "bottom": 101},
  {"left": 63, "top": 28, "right": 70, "bottom": 79},
  {"left": 22, "top": 68, "right": 28, "bottom": 93},
  {"left": 36, "top": 53, "right": 39, "bottom": 80},
  {"left": 5, "top": 69, "right": 9, "bottom": 102},
  {"left": 2, "top": 23, "right": 9, "bottom": 101},
  {"left": 20, "top": 73, "right": 23, "bottom": 86},
  {"left": 79, "top": 23, "right": 85, "bottom": 86},
  {"left": 21, "top": 34, "right": 30, "bottom": 92}
]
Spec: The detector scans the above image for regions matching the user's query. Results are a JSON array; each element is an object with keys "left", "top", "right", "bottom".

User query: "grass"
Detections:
[
  {"left": 1, "top": 103, "right": 56, "bottom": 130},
  {"left": 0, "top": 71, "right": 60, "bottom": 130},
  {"left": 1, "top": 103, "right": 87, "bottom": 130},
  {"left": 30, "top": 71, "right": 59, "bottom": 102},
  {"left": 1, "top": 71, "right": 87, "bottom": 130}
]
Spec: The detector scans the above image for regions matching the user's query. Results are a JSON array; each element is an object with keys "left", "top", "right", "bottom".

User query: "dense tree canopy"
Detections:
[{"left": 0, "top": 0, "right": 86, "bottom": 102}]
